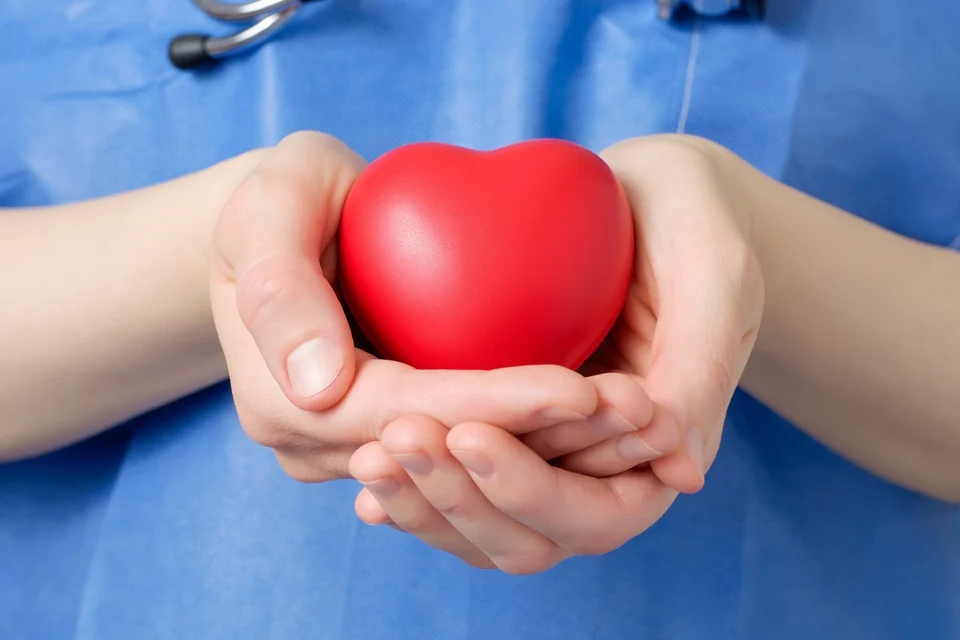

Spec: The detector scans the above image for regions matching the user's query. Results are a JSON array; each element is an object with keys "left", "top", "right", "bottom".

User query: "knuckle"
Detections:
[
  {"left": 234, "top": 257, "right": 305, "bottom": 331},
  {"left": 390, "top": 509, "right": 437, "bottom": 534},
  {"left": 223, "top": 164, "right": 309, "bottom": 238},
  {"left": 606, "top": 134, "right": 713, "bottom": 170},
  {"left": 429, "top": 493, "right": 474, "bottom": 519},
  {"left": 275, "top": 132, "right": 365, "bottom": 189},
  {"left": 244, "top": 161, "right": 314, "bottom": 213},
  {"left": 495, "top": 481, "right": 551, "bottom": 519},
  {"left": 520, "top": 432, "right": 564, "bottom": 461},
  {"left": 502, "top": 490, "right": 542, "bottom": 519}
]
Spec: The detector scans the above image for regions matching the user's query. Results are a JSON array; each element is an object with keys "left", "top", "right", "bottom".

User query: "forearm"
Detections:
[
  {"left": 721, "top": 148, "right": 960, "bottom": 502},
  {"left": 0, "top": 151, "right": 263, "bottom": 461}
]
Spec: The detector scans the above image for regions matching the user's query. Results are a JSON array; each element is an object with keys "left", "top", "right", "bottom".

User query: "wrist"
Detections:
[
  {"left": 0, "top": 148, "right": 269, "bottom": 459},
  {"left": 140, "top": 148, "right": 269, "bottom": 382},
  {"left": 181, "top": 149, "right": 268, "bottom": 291}
]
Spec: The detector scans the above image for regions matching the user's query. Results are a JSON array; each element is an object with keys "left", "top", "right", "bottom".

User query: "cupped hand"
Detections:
[
  {"left": 560, "top": 134, "right": 765, "bottom": 492},
  {"left": 352, "top": 135, "right": 765, "bottom": 572},
  {"left": 349, "top": 373, "right": 679, "bottom": 574},
  {"left": 209, "top": 132, "right": 662, "bottom": 482},
  {"left": 350, "top": 412, "right": 678, "bottom": 573}
]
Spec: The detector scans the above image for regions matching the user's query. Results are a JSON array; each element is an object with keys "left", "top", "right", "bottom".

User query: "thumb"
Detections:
[
  {"left": 645, "top": 242, "right": 762, "bottom": 493},
  {"left": 214, "top": 132, "right": 367, "bottom": 411}
]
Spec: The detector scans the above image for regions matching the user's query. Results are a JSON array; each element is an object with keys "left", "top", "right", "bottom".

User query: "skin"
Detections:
[
  {"left": 0, "top": 151, "right": 262, "bottom": 458},
  {"left": 714, "top": 142, "right": 960, "bottom": 503},
  {"left": 352, "top": 136, "right": 766, "bottom": 570},
  {"left": 207, "top": 133, "right": 685, "bottom": 485},
  {"left": 0, "top": 131, "right": 957, "bottom": 576},
  {"left": 0, "top": 134, "right": 680, "bottom": 487},
  {"left": 352, "top": 135, "right": 960, "bottom": 571}
]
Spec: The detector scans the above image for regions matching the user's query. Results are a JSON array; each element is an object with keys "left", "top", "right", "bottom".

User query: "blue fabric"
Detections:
[{"left": 2, "top": 1, "right": 959, "bottom": 638}]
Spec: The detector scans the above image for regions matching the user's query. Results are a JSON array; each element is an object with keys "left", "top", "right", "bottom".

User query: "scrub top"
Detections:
[{"left": 1, "top": 1, "right": 959, "bottom": 638}]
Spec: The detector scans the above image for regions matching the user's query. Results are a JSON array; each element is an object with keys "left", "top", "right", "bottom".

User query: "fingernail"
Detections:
[
  {"left": 616, "top": 432, "right": 662, "bottom": 461},
  {"left": 450, "top": 450, "right": 494, "bottom": 479},
  {"left": 391, "top": 452, "right": 433, "bottom": 475},
  {"left": 538, "top": 407, "right": 587, "bottom": 427},
  {"left": 362, "top": 477, "right": 401, "bottom": 498},
  {"left": 588, "top": 407, "right": 639, "bottom": 438},
  {"left": 685, "top": 428, "right": 706, "bottom": 481},
  {"left": 287, "top": 337, "right": 343, "bottom": 398}
]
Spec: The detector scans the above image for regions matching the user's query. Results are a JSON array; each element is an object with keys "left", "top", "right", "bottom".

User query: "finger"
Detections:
[
  {"left": 354, "top": 490, "right": 404, "bottom": 530},
  {"left": 400, "top": 366, "right": 598, "bottom": 435},
  {"left": 314, "top": 357, "right": 599, "bottom": 445},
  {"left": 380, "top": 416, "right": 565, "bottom": 575},
  {"left": 213, "top": 131, "right": 367, "bottom": 411},
  {"left": 221, "top": 345, "right": 600, "bottom": 473},
  {"left": 354, "top": 487, "right": 393, "bottom": 525},
  {"left": 553, "top": 403, "right": 680, "bottom": 477},
  {"left": 521, "top": 373, "right": 657, "bottom": 460},
  {"left": 349, "top": 441, "right": 494, "bottom": 568},
  {"left": 447, "top": 423, "right": 678, "bottom": 556},
  {"left": 650, "top": 419, "right": 726, "bottom": 494}
]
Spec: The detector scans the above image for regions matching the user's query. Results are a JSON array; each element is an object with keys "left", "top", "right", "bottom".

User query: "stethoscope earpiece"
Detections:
[
  {"left": 169, "top": 0, "right": 308, "bottom": 70},
  {"left": 169, "top": 34, "right": 211, "bottom": 70}
]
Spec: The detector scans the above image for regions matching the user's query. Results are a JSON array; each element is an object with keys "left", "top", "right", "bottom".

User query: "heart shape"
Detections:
[{"left": 339, "top": 139, "right": 635, "bottom": 370}]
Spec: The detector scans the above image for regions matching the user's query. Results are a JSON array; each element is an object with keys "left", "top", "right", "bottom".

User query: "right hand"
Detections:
[{"left": 208, "top": 132, "right": 627, "bottom": 482}]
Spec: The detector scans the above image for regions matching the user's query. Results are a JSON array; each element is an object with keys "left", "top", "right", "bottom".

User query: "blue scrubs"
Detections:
[{"left": 2, "top": 2, "right": 959, "bottom": 638}]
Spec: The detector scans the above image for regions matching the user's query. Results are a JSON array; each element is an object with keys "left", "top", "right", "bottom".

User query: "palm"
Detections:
[
  {"left": 580, "top": 252, "right": 659, "bottom": 381},
  {"left": 578, "top": 237, "right": 724, "bottom": 495}
]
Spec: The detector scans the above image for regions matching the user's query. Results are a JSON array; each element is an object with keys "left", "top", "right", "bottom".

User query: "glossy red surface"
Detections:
[{"left": 339, "top": 139, "right": 635, "bottom": 370}]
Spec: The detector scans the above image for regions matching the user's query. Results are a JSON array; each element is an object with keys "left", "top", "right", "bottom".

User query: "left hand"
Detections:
[
  {"left": 349, "top": 372, "right": 677, "bottom": 572},
  {"left": 351, "top": 412, "right": 678, "bottom": 574},
  {"left": 350, "top": 135, "right": 765, "bottom": 573}
]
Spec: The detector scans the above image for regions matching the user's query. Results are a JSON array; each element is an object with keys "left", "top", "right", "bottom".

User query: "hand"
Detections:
[
  {"left": 209, "top": 132, "right": 647, "bottom": 482},
  {"left": 351, "top": 135, "right": 764, "bottom": 573},
  {"left": 546, "top": 134, "right": 765, "bottom": 492},
  {"left": 350, "top": 373, "right": 679, "bottom": 573}
]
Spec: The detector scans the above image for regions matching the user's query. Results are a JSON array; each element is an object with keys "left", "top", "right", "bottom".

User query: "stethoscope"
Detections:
[
  {"left": 169, "top": 0, "right": 764, "bottom": 70},
  {"left": 169, "top": 0, "right": 320, "bottom": 69}
]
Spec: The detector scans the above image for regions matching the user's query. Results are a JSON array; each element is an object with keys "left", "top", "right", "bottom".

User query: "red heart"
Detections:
[{"left": 338, "top": 139, "right": 635, "bottom": 370}]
